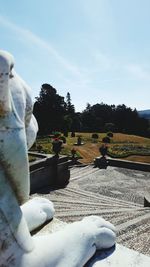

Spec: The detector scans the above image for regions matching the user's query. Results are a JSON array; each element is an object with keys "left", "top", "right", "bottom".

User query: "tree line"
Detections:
[{"left": 33, "top": 84, "right": 150, "bottom": 137}]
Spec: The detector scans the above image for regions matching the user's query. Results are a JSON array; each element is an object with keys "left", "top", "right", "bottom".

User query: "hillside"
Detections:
[{"left": 138, "top": 109, "right": 150, "bottom": 120}]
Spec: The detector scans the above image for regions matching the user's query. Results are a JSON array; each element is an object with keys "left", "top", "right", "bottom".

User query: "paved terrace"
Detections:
[{"left": 31, "top": 165, "right": 150, "bottom": 256}]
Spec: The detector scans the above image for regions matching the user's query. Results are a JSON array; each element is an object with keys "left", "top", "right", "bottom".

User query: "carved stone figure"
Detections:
[{"left": 0, "top": 50, "right": 116, "bottom": 266}]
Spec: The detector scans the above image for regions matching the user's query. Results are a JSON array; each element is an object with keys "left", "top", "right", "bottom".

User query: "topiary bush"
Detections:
[
  {"left": 107, "top": 132, "right": 113, "bottom": 138},
  {"left": 102, "top": 136, "right": 111, "bottom": 143},
  {"left": 92, "top": 133, "right": 99, "bottom": 139}
]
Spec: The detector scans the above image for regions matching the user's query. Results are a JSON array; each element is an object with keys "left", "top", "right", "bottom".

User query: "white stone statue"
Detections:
[{"left": 0, "top": 50, "right": 116, "bottom": 267}]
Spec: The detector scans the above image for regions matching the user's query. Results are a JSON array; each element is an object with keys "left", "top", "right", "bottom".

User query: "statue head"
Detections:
[
  {"left": 0, "top": 50, "right": 14, "bottom": 116},
  {"left": 0, "top": 50, "right": 14, "bottom": 79}
]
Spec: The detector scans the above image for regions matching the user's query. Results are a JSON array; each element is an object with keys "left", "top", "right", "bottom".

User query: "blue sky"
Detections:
[{"left": 0, "top": 0, "right": 150, "bottom": 111}]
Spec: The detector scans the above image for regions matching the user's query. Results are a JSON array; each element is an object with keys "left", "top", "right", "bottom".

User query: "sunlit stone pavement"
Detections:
[{"left": 32, "top": 165, "right": 150, "bottom": 256}]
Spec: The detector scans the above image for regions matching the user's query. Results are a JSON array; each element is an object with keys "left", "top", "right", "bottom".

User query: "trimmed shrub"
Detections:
[
  {"left": 92, "top": 133, "right": 99, "bottom": 139},
  {"left": 102, "top": 136, "right": 111, "bottom": 143},
  {"left": 107, "top": 132, "right": 113, "bottom": 138}
]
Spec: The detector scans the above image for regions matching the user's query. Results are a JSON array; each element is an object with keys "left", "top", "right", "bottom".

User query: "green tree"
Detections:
[
  {"left": 64, "top": 92, "right": 77, "bottom": 132},
  {"left": 80, "top": 102, "right": 149, "bottom": 136},
  {"left": 66, "top": 92, "right": 75, "bottom": 115},
  {"left": 62, "top": 115, "right": 73, "bottom": 134},
  {"left": 33, "top": 84, "right": 66, "bottom": 135}
]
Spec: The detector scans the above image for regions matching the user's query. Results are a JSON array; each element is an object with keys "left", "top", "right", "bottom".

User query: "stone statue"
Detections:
[{"left": 0, "top": 50, "right": 116, "bottom": 267}]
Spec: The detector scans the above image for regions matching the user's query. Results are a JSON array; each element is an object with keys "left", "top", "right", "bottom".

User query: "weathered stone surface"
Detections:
[
  {"left": 33, "top": 165, "right": 150, "bottom": 256},
  {"left": 87, "top": 244, "right": 150, "bottom": 267},
  {"left": 0, "top": 50, "right": 116, "bottom": 267},
  {"left": 34, "top": 218, "right": 150, "bottom": 267},
  {"left": 29, "top": 154, "right": 70, "bottom": 192}
]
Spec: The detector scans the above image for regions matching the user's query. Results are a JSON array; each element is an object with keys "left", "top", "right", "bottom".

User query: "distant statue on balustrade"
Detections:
[{"left": 0, "top": 50, "right": 116, "bottom": 267}]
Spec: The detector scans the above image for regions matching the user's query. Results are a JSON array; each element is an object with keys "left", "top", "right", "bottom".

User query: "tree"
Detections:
[
  {"left": 64, "top": 92, "right": 77, "bottom": 132},
  {"left": 33, "top": 84, "right": 66, "bottom": 135},
  {"left": 33, "top": 85, "right": 149, "bottom": 137},
  {"left": 62, "top": 115, "right": 72, "bottom": 135},
  {"left": 81, "top": 103, "right": 113, "bottom": 132},
  {"left": 66, "top": 92, "right": 75, "bottom": 115},
  {"left": 80, "top": 102, "right": 149, "bottom": 136}
]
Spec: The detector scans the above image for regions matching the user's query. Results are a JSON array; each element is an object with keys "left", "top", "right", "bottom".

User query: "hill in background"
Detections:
[{"left": 138, "top": 109, "right": 150, "bottom": 120}]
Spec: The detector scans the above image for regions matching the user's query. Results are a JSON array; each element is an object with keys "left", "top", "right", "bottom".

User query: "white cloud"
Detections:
[{"left": 0, "top": 15, "right": 83, "bottom": 78}]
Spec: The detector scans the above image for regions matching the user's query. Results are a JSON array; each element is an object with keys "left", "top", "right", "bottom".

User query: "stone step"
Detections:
[
  {"left": 106, "top": 210, "right": 150, "bottom": 226},
  {"left": 70, "top": 165, "right": 91, "bottom": 175},
  {"left": 116, "top": 212, "right": 150, "bottom": 233},
  {"left": 70, "top": 168, "right": 100, "bottom": 181},
  {"left": 56, "top": 207, "right": 147, "bottom": 219},
  {"left": 49, "top": 189, "right": 142, "bottom": 213},
  {"left": 52, "top": 199, "right": 138, "bottom": 209},
  {"left": 50, "top": 192, "right": 137, "bottom": 209},
  {"left": 63, "top": 187, "right": 142, "bottom": 207},
  {"left": 117, "top": 224, "right": 150, "bottom": 256},
  {"left": 32, "top": 164, "right": 150, "bottom": 257}
]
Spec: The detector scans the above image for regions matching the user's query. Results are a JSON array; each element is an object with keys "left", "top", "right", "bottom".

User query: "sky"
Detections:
[{"left": 0, "top": 0, "right": 150, "bottom": 112}]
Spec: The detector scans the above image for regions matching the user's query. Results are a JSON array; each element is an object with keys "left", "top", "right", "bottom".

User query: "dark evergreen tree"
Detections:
[
  {"left": 33, "top": 84, "right": 149, "bottom": 137},
  {"left": 66, "top": 92, "right": 75, "bottom": 115},
  {"left": 80, "top": 102, "right": 149, "bottom": 136},
  {"left": 81, "top": 103, "right": 113, "bottom": 132},
  {"left": 62, "top": 114, "right": 73, "bottom": 135},
  {"left": 33, "top": 84, "right": 66, "bottom": 135},
  {"left": 64, "top": 92, "right": 77, "bottom": 132}
]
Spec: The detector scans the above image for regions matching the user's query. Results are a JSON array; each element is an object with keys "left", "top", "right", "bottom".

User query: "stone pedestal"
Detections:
[
  {"left": 35, "top": 219, "right": 150, "bottom": 267},
  {"left": 87, "top": 244, "right": 150, "bottom": 267}
]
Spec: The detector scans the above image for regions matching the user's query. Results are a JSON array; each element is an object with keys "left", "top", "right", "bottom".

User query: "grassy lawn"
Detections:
[{"left": 29, "top": 133, "right": 150, "bottom": 164}]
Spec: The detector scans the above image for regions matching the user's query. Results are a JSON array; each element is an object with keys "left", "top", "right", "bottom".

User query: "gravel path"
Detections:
[{"left": 31, "top": 165, "right": 150, "bottom": 256}]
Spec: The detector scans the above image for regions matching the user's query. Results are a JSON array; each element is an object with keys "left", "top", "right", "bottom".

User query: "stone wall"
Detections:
[
  {"left": 29, "top": 152, "right": 70, "bottom": 193},
  {"left": 94, "top": 156, "right": 150, "bottom": 172}
]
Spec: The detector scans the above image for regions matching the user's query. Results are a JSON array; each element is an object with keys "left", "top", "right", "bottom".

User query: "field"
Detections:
[{"left": 30, "top": 133, "right": 150, "bottom": 164}]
